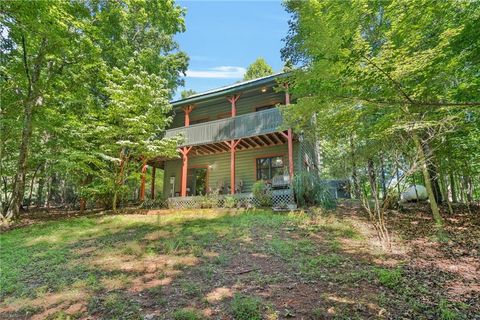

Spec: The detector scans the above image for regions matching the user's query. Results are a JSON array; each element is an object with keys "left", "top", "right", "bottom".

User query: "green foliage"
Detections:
[
  {"left": 243, "top": 57, "right": 274, "bottom": 81},
  {"left": 179, "top": 280, "right": 202, "bottom": 298},
  {"left": 199, "top": 192, "right": 219, "bottom": 208},
  {"left": 251, "top": 180, "right": 272, "bottom": 207},
  {"left": 281, "top": 0, "right": 480, "bottom": 228},
  {"left": 1, "top": 209, "right": 476, "bottom": 319},
  {"left": 0, "top": 0, "right": 188, "bottom": 214},
  {"left": 292, "top": 172, "right": 336, "bottom": 209},
  {"left": 180, "top": 89, "right": 198, "bottom": 99},
  {"left": 88, "top": 293, "right": 142, "bottom": 320},
  {"left": 223, "top": 195, "right": 238, "bottom": 208},
  {"left": 375, "top": 267, "right": 403, "bottom": 289},
  {"left": 140, "top": 198, "right": 167, "bottom": 209},
  {"left": 438, "top": 299, "right": 466, "bottom": 320},
  {"left": 173, "top": 309, "right": 204, "bottom": 320},
  {"left": 230, "top": 294, "right": 263, "bottom": 320}
]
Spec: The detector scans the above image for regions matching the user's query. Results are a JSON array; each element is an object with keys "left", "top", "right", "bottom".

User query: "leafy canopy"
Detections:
[{"left": 243, "top": 57, "right": 274, "bottom": 81}]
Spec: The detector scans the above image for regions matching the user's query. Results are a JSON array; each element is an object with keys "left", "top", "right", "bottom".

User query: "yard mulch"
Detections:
[{"left": 0, "top": 204, "right": 478, "bottom": 319}]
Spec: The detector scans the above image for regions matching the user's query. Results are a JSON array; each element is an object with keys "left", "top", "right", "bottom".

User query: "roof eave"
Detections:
[{"left": 171, "top": 72, "right": 287, "bottom": 108}]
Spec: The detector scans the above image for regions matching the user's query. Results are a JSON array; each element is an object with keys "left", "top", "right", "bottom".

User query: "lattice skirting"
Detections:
[{"left": 167, "top": 189, "right": 295, "bottom": 210}]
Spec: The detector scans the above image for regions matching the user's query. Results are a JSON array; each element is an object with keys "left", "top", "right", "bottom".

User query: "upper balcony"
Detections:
[{"left": 165, "top": 108, "right": 285, "bottom": 147}]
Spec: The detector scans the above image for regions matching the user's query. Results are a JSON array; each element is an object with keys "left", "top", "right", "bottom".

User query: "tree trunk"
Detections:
[
  {"left": 423, "top": 142, "right": 442, "bottom": 204},
  {"left": 380, "top": 156, "right": 387, "bottom": 200},
  {"left": 366, "top": 158, "right": 390, "bottom": 250},
  {"left": 26, "top": 164, "right": 41, "bottom": 210},
  {"left": 10, "top": 35, "right": 45, "bottom": 219},
  {"left": 45, "top": 176, "right": 52, "bottom": 208},
  {"left": 113, "top": 150, "right": 127, "bottom": 212},
  {"left": 463, "top": 166, "right": 473, "bottom": 203},
  {"left": 395, "top": 154, "right": 401, "bottom": 201},
  {"left": 36, "top": 162, "right": 46, "bottom": 208},
  {"left": 449, "top": 171, "right": 457, "bottom": 203},
  {"left": 413, "top": 133, "right": 443, "bottom": 228},
  {"left": 350, "top": 138, "right": 361, "bottom": 199},
  {"left": 439, "top": 167, "right": 454, "bottom": 215},
  {"left": 79, "top": 175, "right": 92, "bottom": 213},
  {"left": 10, "top": 100, "right": 35, "bottom": 218}
]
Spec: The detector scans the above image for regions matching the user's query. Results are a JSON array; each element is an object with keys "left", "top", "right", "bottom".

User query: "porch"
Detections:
[
  {"left": 162, "top": 143, "right": 298, "bottom": 199},
  {"left": 164, "top": 107, "right": 287, "bottom": 150}
]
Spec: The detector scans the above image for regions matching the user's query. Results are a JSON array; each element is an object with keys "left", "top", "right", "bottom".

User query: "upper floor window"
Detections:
[
  {"left": 255, "top": 105, "right": 275, "bottom": 112},
  {"left": 256, "top": 156, "right": 284, "bottom": 180}
]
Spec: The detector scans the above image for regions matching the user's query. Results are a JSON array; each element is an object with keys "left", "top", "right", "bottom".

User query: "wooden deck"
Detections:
[{"left": 165, "top": 108, "right": 285, "bottom": 148}]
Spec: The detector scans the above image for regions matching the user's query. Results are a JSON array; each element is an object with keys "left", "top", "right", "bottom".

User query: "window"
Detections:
[
  {"left": 256, "top": 156, "right": 285, "bottom": 180},
  {"left": 255, "top": 105, "right": 275, "bottom": 112}
]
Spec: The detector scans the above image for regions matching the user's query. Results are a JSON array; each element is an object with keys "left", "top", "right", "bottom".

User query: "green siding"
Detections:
[
  {"left": 170, "top": 90, "right": 285, "bottom": 129},
  {"left": 163, "top": 142, "right": 299, "bottom": 198}
]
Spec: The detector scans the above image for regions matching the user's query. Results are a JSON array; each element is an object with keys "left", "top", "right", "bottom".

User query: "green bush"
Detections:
[
  {"left": 230, "top": 294, "right": 262, "bottom": 320},
  {"left": 292, "top": 171, "right": 336, "bottom": 209},
  {"left": 252, "top": 180, "right": 272, "bottom": 207},
  {"left": 199, "top": 191, "right": 219, "bottom": 208},
  {"left": 140, "top": 197, "right": 166, "bottom": 209},
  {"left": 223, "top": 195, "right": 238, "bottom": 208}
]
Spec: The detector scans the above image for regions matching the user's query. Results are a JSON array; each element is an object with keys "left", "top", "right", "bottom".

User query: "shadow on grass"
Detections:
[{"left": 0, "top": 209, "right": 476, "bottom": 319}]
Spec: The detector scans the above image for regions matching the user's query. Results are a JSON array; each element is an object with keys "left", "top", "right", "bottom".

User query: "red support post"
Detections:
[
  {"left": 284, "top": 83, "right": 291, "bottom": 105},
  {"left": 179, "top": 146, "right": 192, "bottom": 197},
  {"left": 280, "top": 129, "right": 294, "bottom": 180},
  {"left": 151, "top": 166, "right": 156, "bottom": 200},
  {"left": 284, "top": 84, "right": 293, "bottom": 180},
  {"left": 140, "top": 161, "right": 147, "bottom": 201},
  {"left": 183, "top": 105, "right": 195, "bottom": 126},
  {"left": 287, "top": 129, "right": 294, "bottom": 180},
  {"left": 224, "top": 139, "right": 242, "bottom": 195},
  {"left": 227, "top": 94, "right": 240, "bottom": 117}
]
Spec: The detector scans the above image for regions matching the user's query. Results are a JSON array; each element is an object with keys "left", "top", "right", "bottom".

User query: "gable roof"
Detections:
[{"left": 171, "top": 72, "right": 287, "bottom": 108}]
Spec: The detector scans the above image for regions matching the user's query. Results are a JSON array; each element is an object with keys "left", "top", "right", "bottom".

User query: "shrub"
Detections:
[
  {"left": 223, "top": 195, "right": 238, "bottom": 208},
  {"left": 292, "top": 171, "right": 336, "bottom": 209},
  {"left": 140, "top": 197, "right": 166, "bottom": 209},
  {"left": 230, "top": 294, "right": 262, "bottom": 320},
  {"left": 199, "top": 191, "right": 219, "bottom": 208},
  {"left": 252, "top": 180, "right": 272, "bottom": 207}
]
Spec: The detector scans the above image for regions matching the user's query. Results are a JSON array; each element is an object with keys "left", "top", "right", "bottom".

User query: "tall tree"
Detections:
[
  {"left": 181, "top": 89, "right": 197, "bottom": 99},
  {"left": 0, "top": 0, "right": 188, "bottom": 219},
  {"left": 282, "top": 0, "right": 480, "bottom": 230},
  {"left": 243, "top": 57, "right": 274, "bottom": 81}
]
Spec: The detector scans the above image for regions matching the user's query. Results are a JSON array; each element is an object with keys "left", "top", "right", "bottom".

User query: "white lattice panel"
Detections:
[{"left": 166, "top": 189, "right": 294, "bottom": 210}]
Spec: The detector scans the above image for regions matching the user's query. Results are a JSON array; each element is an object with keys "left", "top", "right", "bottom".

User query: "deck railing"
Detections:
[{"left": 164, "top": 108, "right": 284, "bottom": 146}]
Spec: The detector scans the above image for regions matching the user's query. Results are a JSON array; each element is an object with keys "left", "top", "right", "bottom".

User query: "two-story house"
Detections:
[{"left": 149, "top": 72, "right": 318, "bottom": 208}]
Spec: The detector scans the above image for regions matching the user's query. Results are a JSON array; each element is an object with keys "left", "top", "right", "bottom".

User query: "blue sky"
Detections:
[{"left": 175, "top": 0, "right": 290, "bottom": 98}]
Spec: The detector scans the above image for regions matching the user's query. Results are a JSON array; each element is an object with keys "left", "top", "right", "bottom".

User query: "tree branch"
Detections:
[
  {"left": 361, "top": 54, "right": 415, "bottom": 104},
  {"left": 20, "top": 34, "right": 32, "bottom": 95}
]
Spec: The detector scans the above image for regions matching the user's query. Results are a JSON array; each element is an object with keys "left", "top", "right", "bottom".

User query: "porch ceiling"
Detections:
[
  {"left": 147, "top": 131, "right": 295, "bottom": 166},
  {"left": 188, "top": 131, "right": 293, "bottom": 156}
]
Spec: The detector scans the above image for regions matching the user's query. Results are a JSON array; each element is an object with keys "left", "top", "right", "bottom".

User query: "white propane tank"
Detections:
[{"left": 400, "top": 185, "right": 428, "bottom": 202}]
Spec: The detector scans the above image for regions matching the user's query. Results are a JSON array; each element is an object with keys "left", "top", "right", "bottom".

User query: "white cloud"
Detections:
[{"left": 185, "top": 66, "right": 246, "bottom": 78}]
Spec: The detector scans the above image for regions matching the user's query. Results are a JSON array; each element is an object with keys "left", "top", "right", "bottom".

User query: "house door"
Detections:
[{"left": 186, "top": 168, "right": 207, "bottom": 196}]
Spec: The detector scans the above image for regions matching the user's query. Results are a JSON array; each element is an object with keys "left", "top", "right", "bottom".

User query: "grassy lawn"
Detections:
[{"left": 0, "top": 208, "right": 477, "bottom": 319}]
